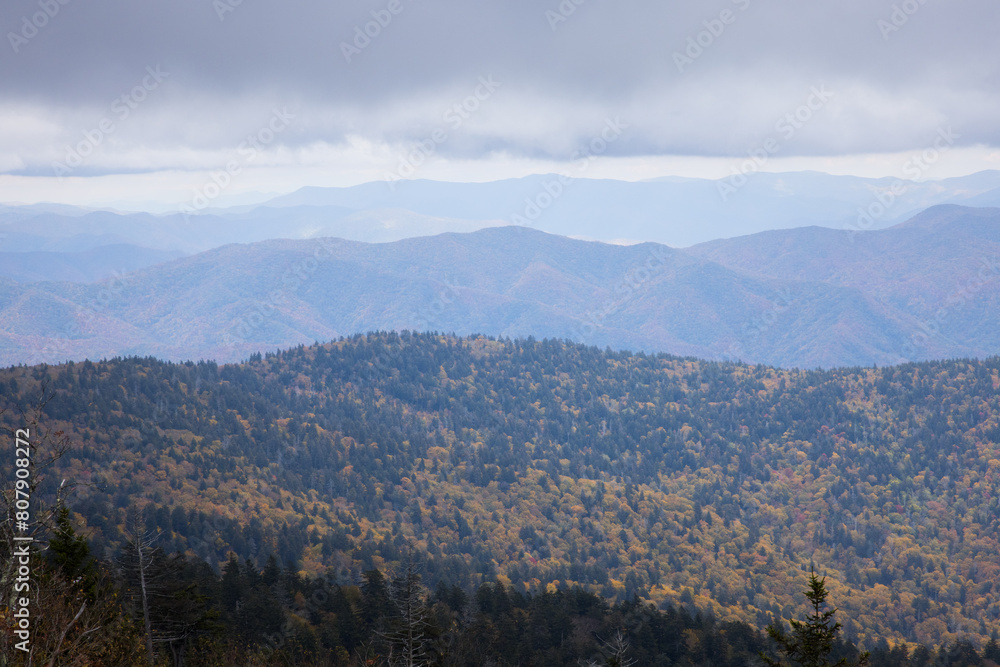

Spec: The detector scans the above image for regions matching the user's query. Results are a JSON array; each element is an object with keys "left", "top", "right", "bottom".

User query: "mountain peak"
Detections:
[{"left": 894, "top": 203, "right": 1000, "bottom": 230}]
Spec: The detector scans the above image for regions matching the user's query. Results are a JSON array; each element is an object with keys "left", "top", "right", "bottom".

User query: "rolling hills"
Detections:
[
  {"left": 5, "top": 333, "right": 1000, "bottom": 650},
  {"left": 1, "top": 205, "right": 998, "bottom": 369}
]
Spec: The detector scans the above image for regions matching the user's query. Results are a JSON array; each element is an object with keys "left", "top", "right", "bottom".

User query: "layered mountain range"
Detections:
[
  {"left": 4, "top": 170, "right": 1000, "bottom": 259},
  {"left": 1, "top": 204, "right": 997, "bottom": 369}
]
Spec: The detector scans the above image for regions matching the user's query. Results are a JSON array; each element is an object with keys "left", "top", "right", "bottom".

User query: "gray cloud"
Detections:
[{"left": 1, "top": 0, "right": 997, "bottom": 172}]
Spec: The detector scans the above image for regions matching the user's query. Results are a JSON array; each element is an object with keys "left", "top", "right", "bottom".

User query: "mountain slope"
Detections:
[
  {"left": 7, "top": 334, "right": 1000, "bottom": 650},
  {"left": 0, "top": 244, "right": 184, "bottom": 283},
  {"left": 3, "top": 206, "right": 999, "bottom": 368},
  {"left": 0, "top": 226, "right": 923, "bottom": 368},
  {"left": 686, "top": 205, "right": 1000, "bottom": 363}
]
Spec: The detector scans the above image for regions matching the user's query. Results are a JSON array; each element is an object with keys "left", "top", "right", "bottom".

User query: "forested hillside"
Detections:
[
  {"left": 4, "top": 333, "right": 1000, "bottom": 650},
  {"left": 5, "top": 206, "right": 1000, "bottom": 369}
]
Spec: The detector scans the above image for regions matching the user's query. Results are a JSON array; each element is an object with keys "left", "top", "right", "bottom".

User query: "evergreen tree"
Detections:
[
  {"left": 762, "top": 568, "right": 868, "bottom": 667},
  {"left": 983, "top": 633, "right": 1000, "bottom": 663},
  {"left": 361, "top": 568, "right": 394, "bottom": 631},
  {"left": 48, "top": 502, "right": 99, "bottom": 602}
]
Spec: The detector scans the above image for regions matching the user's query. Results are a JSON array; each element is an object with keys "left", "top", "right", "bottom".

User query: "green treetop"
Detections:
[{"left": 763, "top": 568, "right": 868, "bottom": 667}]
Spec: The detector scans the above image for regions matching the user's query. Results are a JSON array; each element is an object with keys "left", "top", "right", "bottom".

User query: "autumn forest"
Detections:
[{"left": 3, "top": 332, "right": 1000, "bottom": 664}]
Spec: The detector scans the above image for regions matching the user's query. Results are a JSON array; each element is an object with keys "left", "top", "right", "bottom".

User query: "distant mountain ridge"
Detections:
[
  {"left": 1, "top": 204, "right": 997, "bottom": 369},
  {"left": 0, "top": 244, "right": 184, "bottom": 283},
  {"left": 257, "top": 171, "right": 1000, "bottom": 246},
  {"left": 3, "top": 171, "right": 1000, "bottom": 254}
]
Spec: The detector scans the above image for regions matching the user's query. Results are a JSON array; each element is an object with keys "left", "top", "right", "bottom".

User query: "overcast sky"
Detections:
[{"left": 1, "top": 0, "right": 998, "bottom": 208}]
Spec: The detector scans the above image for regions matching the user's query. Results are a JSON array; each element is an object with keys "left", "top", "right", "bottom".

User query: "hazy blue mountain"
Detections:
[
  {"left": 217, "top": 205, "right": 506, "bottom": 243},
  {"left": 0, "top": 205, "right": 501, "bottom": 254},
  {"left": 4, "top": 171, "right": 1000, "bottom": 254},
  {"left": 964, "top": 186, "right": 1000, "bottom": 207},
  {"left": 259, "top": 171, "right": 1000, "bottom": 246},
  {"left": 0, "top": 244, "right": 185, "bottom": 283},
  {"left": 1, "top": 205, "right": 996, "bottom": 369},
  {"left": 688, "top": 204, "right": 1000, "bottom": 285},
  {"left": 687, "top": 204, "right": 1000, "bottom": 363}
]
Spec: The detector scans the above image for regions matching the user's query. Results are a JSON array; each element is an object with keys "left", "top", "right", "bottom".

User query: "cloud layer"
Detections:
[{"left": 1, "top": 0, "right": 998, "bottom": 181}]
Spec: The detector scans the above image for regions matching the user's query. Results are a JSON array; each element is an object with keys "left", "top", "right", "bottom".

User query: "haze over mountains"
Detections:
[
  {"left": 1, "top": 202, "right": 997, "bottom": 369},
  {"left": 3, "top": 171, "right": 1000, "bottom": 269},
  {"left": 0, "top": 245, "right": 184, "bottom": 283}
]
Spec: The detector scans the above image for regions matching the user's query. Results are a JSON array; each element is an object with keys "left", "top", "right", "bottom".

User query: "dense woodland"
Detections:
[
  {"left": 3, "top": 332, "right": 1000, "bottom": 661},
  {"left": 3, "top": 522, "right": 993, "bottom": 665},
  {"left": 3, "top": 516, "right": 960, "bottom": 665}
]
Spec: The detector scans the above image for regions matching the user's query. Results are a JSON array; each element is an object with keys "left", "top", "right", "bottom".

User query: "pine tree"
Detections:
[
  {"left": 361, "top": 569, "right": 394, "bottom": 631},
  {"left": 48, "top": 502, "right": 99, "bottom": 603},
  {"left": 762, "top": 568, "right": 868, "bottom": 667}
]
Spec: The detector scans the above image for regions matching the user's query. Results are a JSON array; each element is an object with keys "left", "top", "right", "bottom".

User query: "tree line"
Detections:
[{"left": 5, "top": 506, "right": 993, "bottom": 665}]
